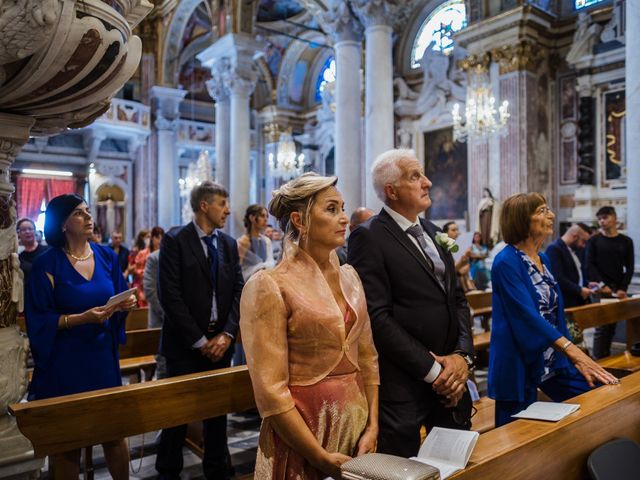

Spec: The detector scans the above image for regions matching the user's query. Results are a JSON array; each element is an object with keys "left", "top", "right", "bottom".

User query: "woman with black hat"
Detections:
[{"left": 25, "top": 194, "right": 136, "bottom": 479}]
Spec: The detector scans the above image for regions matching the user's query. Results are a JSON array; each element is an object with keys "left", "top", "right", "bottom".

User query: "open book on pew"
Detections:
[
  {"left": 410, "top": 427, "right": 479, "bottom": 479},
  {"left": 511, "top": 401, "right": 580, "bottom": 421}
]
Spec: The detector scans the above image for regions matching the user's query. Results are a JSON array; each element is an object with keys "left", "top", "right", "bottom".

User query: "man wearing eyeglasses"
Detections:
[{"left": 17, "top": 218, "right": 49, "bottom": 284}]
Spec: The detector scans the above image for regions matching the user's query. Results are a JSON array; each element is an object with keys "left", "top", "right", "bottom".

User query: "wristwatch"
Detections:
[{"left": 455, "top": 351, "right": 475, "bottom": 371}]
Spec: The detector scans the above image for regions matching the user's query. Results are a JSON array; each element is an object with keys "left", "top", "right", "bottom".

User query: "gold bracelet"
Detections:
[
  {"left": 64, "top": 315, "right": 70, "bottom": 330},
  {"left": 560, "top": 340, "right": 572, "bottom": 352}
]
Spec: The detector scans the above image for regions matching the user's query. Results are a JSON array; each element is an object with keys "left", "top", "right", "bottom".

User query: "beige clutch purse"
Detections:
[{"left": 340, "top": 453, "right": 441, "bottom": 480}]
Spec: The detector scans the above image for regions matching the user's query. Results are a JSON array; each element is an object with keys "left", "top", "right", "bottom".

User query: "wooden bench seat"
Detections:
[
  {"left": 120, "top": 355, "right": 157, "bottom": 381},
  {"left": 471, "top": 397, "right": 495, "bottom": 434},
  {"left": 597, "top": 351, "right": 640, "bottom": 377}
]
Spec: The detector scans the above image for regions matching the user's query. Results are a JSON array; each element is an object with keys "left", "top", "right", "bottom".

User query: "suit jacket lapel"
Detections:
[
  {"left": 422, "top": 219, "right": 453, "bottom": 294},
  {"left": 186, "top": 223, "right": 212, "bottom": 285},
  {"left": 379, "top": 210, "right": 446, "bottom": 294}
]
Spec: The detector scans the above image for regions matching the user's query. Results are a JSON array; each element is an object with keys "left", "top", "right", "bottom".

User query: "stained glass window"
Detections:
[
  {"left": 315, "top": 57, "right": 336, "bottom": 102},
  {"left": 411, "top": 0, "right": 467, "bottom": 68},
  {"left": 575, "top": 0, "right": 605, "bottom": 9}
]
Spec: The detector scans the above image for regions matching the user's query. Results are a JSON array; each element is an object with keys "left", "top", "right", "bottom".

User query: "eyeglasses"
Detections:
[{"left": 534, "top": 206, "right": 553, "bottom": 216}]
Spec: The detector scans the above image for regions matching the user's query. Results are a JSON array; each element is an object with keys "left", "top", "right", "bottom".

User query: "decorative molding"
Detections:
[
  {"left": 566, "top": 12, "right": 603, "bottom": 67},
  {"left": 351, "top": 0, "right": 401, "bottom": 29},
  {"left": 492, "top": 41, "right": 546, "bottom": 75}
]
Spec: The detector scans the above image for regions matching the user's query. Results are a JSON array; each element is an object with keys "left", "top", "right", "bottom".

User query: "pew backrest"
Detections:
[
  {"left": 125, "top": 308, "right": 149, "bottom": 331},
  {"left": 9, "top": 366, "right": 255, "bottom": 457},
  {"left": 119, "top": 328, "right": 161, "bottom": 360},
  {"left": 565, "top": 297, "right": 640, "bottom": 330}
]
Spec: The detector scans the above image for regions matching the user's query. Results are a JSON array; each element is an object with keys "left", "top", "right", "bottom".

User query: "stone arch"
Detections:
[{"left": 162, "top": 0, "right": 213, "bottom": 87}]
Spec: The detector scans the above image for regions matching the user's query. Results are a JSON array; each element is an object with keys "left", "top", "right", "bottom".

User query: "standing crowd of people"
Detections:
[{"left": 19, "top": 148, "right": 631, "bottom": 479}]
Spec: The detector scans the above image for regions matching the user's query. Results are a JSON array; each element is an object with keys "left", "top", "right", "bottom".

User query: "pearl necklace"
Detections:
[{"left": 65, "top": 248, "right": 93, "bottom": 262}]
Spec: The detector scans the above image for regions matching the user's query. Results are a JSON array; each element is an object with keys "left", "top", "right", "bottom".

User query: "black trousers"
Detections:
[
  {"left": 155, "top": 349, "right": 233, "bottom": 480},
  {"left": 377, "top": 388, "right": 473, "bottom": 458},
  {"left": 592, "top": 323, "right": 617, "bottom": 359}
]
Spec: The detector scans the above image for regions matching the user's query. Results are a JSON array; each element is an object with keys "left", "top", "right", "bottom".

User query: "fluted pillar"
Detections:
[
  {"left": 323, "top": 4, "right": 364, "bottom": 214},
  {"left": 353, "top": 0, "right": 397, "bottom": 212},
  {"left": 627, "top": 0, "right": 640, "bottom": 270},
  {"left": 151, "top": 86, "right": 187, "bottom": 229},
  {"left": 206, "top": 61, "right": 231, "bottom": 189},
  {"left": 198, "top": 34, "right": 264, "bottom": 237}
]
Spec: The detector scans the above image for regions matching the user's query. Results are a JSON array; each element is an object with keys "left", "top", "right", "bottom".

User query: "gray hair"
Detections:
[
  {"left": 371, "top": 148, "right": 416, "bottom": 202},
  {"left": 190, "top": 180, "right": 228, "bottom": 212}
]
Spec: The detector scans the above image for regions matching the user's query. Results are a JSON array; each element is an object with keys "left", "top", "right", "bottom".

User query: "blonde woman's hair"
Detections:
[{"left": 268, "top": 173, "right": 338, "bottom": 242}]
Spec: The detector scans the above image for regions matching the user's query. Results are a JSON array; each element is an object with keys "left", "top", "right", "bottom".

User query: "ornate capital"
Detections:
[
  {"left": 151, "top": 85, "right": 187, "bottom": 123},
  {"left": 351, "top": 0, "right": 401, "bottom": 29},
  {"left": 154, "top": 114, "right": 178, "bottom": 131},
  {"left": 458, "top": 52, "right": 491, "bottom": 73},
  {"left": 322, "top": 2, "right": 363, "bottom": 44},
  {"left": 492, "top": 41, "right": 546, "bottom": 75},
  {"left": 226, "top": 73, "right": 257, "bottom": 98},
  {"left": 205, "top": 58, "right": 231, "bottom": 102}
]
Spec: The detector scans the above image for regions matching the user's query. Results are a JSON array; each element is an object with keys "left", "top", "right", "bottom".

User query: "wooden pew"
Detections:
[
  {"left": 9, "top": 366, "right": 255, "bottom": 457},
  {"left": 119, "top": 328, "right": 161, "bottom": 381},
  {"left": 125, "top": 308, "right": 149, "bottom": 331},
  {"left": 466, "top": 290, "right": 492, "bottom": 319},
  {"left": 565, "top": 298, "right": 640, "bottom": 376},
  {"left": 473, "top": 331, "right": 491, "bottom": 352},
  {"left": 451, "top": 371, "right": 640, "bottom": 479}
]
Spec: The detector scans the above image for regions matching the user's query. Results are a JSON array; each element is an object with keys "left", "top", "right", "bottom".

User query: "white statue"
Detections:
[{"left": 566, "top": 12, "right": 603, "bottom": 65}]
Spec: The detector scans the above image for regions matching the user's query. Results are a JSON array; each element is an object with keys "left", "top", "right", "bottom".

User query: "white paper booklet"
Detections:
[
  {"left": 105, "top": 288, "right": 137, "bottom": 308},
  {"left": 511, "top": 401, "right": 580, "bottom": 422},
  {"left": 410, "top": 427, "right": 479, "bottom": 479}
]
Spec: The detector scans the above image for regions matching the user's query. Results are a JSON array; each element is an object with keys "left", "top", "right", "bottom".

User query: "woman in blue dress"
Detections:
[
  {"left": 26, "top": 194, "right": 136, "bottom": 479},
  {"left": 489, "top": 193, "right": 618, "bottom": 427}
]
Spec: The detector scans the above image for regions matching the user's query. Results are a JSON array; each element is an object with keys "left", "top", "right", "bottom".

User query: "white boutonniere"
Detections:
[{"left": 435, "top": 232, "right": 459, "bottom": 253}]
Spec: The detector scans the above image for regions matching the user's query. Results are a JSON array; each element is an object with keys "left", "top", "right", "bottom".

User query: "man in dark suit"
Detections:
[
  {"left": 109, "top": 231, "right": 129, "bottom": 274},
  {"left": 155, "top": 181, "right": 244, "bottom": 480},
  {"left": 348, "top": 149, "right": 474, "bottom": 458},
  {"left": 545, "top": 223, "right": 592, "bottom": 308}
]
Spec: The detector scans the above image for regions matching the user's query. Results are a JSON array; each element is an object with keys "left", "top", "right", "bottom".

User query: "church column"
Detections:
[
  {"left": 323, "top": 4, "right": 364, "bottom": 214},
  {"left": 198, "top": 34, "right": 264, "bottom": 238},
  {"left": 353, "top": 0, "right": 396, "bottom": 212},
  {"left": 150, "top": 86, "right": 187, "bottom": 230},
  {"left": 491, "top": 41, "right": 550, "bottom": 201},
  {"left": 206, "top": 61, "right": 231, "bottom": 189},
  {"left": 627, "top": 0, "right": 640, "bottom": 270}
]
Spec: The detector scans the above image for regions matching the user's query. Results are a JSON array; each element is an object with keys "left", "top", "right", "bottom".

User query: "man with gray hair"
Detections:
[
  {"left": 348, "top": 148, "right": 474, "bottom": 457},
  {"left": 156, "top": 180, "right": 244, "bottom": 479}
]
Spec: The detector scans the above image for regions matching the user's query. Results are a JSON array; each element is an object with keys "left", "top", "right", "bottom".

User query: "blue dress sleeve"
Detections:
[
  {"left": 492, "top": 257, "right": 563, "bottom": 358},
  {"left": 25, "top": 254, "right": 61, "bottom": 367}
]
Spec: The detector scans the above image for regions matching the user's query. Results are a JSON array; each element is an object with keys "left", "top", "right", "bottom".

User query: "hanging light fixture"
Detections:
[
  {"left": 269, "top": 127, "right": 304, "bottom": 180},
  {"left": 178, "top": 150, "right": 213, "bottom": 223},
  {"left": 452, "top": 65, "right": 510, "bottom": 142}
]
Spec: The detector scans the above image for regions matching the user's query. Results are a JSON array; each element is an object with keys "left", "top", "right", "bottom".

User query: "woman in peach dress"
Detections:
[{"left": 240, "top": 173, "right": 379, "bottom": 479}]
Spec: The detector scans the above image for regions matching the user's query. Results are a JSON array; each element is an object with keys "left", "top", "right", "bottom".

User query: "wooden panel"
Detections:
[
  {"left": 125, "top": 308, "right": 149, "bottom": 331},
  {"left": 466, "top": 291, "right": 492, "bottom": 313},
  {"left": 119, "top": 355, "right": 156, "bottom": 374},
  {"left": 472, "top": 397, "right": 495, "bottom": 434},
  {"left": 597, "top": 351, "right": 640, "bottom": 376},
  {"left": 9, "top": 366, "right": 255, "bottom": 457},
  {"left": 119, "top": 328, "right": 161, "bottom": 359},
  {"left": 452, "top": 371, "right": 640, "bottom": 480},
  {"left": 565, "top": 297, "right": 640, "bottom": 330},
  {"left": 473, "top": 332, "right": 491, "bottom": 351}
]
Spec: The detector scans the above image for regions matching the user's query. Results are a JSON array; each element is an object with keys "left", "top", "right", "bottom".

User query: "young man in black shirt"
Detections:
[{"left": 585, "top": 206, "right": 635, "bottom": 358}]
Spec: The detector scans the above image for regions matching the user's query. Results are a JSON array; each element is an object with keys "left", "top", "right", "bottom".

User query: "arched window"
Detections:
[
  {"left": 575, "top": 0, "right": 605, "bottom": 9},
  {"left": 315, "top": 57, "right": 336, "bottom": 102},
  {"left": 411, "top": 0, "right": 467, "bottom": 68}
]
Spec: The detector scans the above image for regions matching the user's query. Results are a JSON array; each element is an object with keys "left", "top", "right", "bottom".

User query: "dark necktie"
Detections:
[
  {"left": 202, "top": 235, "right": 218, "bottom": 290},
  {"left": 405, "top": 224, "right": 446, "bottom": 288}
]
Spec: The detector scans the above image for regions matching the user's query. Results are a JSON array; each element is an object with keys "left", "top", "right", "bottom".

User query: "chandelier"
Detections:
[
  {"left": 269, "top": 128, "right": 304, "bottom": 180},
  {"left": 452, "top": 66, "right": 510, "bottom": 142},
  {"left": 178, "top": 150, "right": 213, "bottom": 223}
]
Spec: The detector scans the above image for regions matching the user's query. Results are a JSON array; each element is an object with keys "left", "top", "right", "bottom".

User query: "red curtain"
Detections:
[
  {"left": 17, "top": 177, "right": 47, "bottom": 220},
  {"left": 47, "top": 178, "right": 76, "bottom": 200}
]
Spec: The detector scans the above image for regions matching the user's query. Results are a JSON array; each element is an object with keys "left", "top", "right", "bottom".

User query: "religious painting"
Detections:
[
  {"left": 603, "top": 89, "right": 626, "bottom": 184},
  {"left": 424, "top": 127, "right": 467, "bottom": 220},
  {"left": 559, "top": 74, "right": 578, "bottom": 184}
]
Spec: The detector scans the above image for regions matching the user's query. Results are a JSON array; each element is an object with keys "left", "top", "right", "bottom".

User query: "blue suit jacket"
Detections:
[
  {"left": 488, "top": 245, "right": 571, "bottom": 402},
  {"left": 545, "top": 238, "right": 585, "bottom": 308}
]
